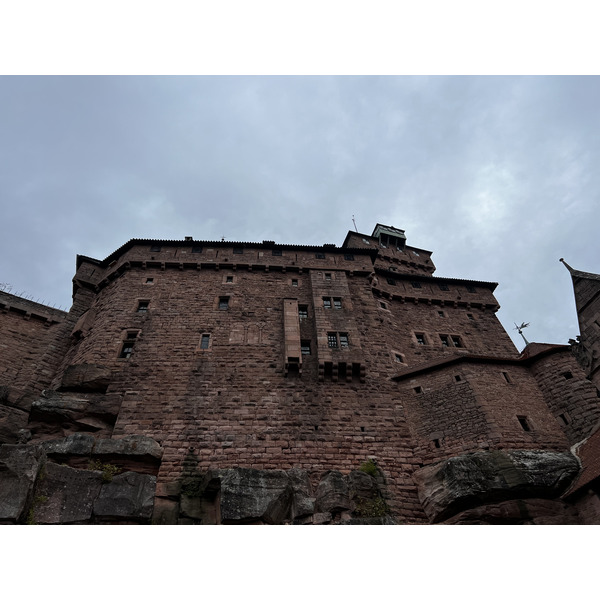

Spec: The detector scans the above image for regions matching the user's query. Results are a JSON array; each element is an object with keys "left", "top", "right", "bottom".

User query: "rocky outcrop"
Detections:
[
  {"left": 28, "top": 390, "right": 121, "bottom": 438},
  {"left": 0, "top": 435, "right": 160, "bottom": 524},
  {"left": 165, "top": 465, "right": 391, "bottom": 525},
  {"left": 59, "top": 363, "right": 111, "bottom": 392},
  {"left": 413, "top": 450, "right": 580, "bottom": 523},
  {"left": 0, "top": 444, "right": 44, "bottom": 523}
]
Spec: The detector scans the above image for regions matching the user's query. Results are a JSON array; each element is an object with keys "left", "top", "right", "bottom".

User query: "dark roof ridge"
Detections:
[{"left": 391, "top": 344, "right": 570, "bottom": 381}]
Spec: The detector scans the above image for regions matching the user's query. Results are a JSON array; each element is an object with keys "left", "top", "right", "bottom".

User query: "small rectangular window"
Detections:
[
  {"left": 316, "top": 253, "right": 325, "bottom": 259},
  {"left": 333, "top": 298, "right": 342, "bottom": 309},
  {"left": 291, "top": 279, "right": 298, "bottom": 287},
  {"left": 272, "top": 249, "right": 282, "bottom": 256},
  {"left": 324, "top": 273, "right": 332, "bottom": 280},
  {"left": 517, "top": 415, "right": 532, "bottom": 432},
  {"left": 150, "top": 245, "right": 161, "bottom": 252},
  {"left": 466, "top": 286, "right": 476, "bottom": 293},
  {"left": 386, "top": 278, "right": 396, "bottom": 286},
  {"left": 200, "top": 334, "right": 210, "bottom": 349},
  {"left": 415, "top": 333, "right": 426, "bottom": 345},
  {"left": 414, "top": 386, "right": 422, "bottom": 394},
  {"left": 433, "top": 438, "right": 441, "bottom": 448},
  {"left": 451, "top": 336, "right": 463, "bottom": 348},
  {"left": 467, "top": 313, "right": 475, "bottom": 320},
  {"left": 301, "top": 341, "right": 311, "bottom": 355},
  {"left": 298, "top": 305, "right": 308, "bottom": 320},
  {"left": 394, "top": 353, "right": 404, "bottom": 363},
  {"left": 562, "top": 371, "right": 573, "bottom": 380},
  {"left": 323, "top": 298, "right": 332, "bottom": 309},
  {"left": 379, "top": 301, "right": 387, "bottom": 309},
  {"left": 137, "top": 300, "right": 149, "bottom": 313},
  {"left": 119, "top": 341, "right": 135, "bottom": 359},
  {"left": 219, "top": 297, "right": 230, "bottom": 310},
  {"left": 192, "top": 246, "right": 203, "bottom": 253},
  {"left": 145, "top": 278, "right": 154, "bottom": 284},
  {"left": 411, "top": 281, "right": 422, "bottom": 289},
  {"left": 439, "top": 284, "right": 449, "bottom": 291},
  {"left": 339, "top": 333, "right": 349, "bottom": 348},
  {"left": 454, "top": 375, "right": 462, "bottom": 382},
  {"left": 327, "top": 332, "right": 338, "bottom": 348},
  {"left": 233, "top": 247, "right": 243, "bottom": 254},
  {"left": 226, "top": 276, "right": 234, "bottom": 283},
  {"left": 559, "top": 413, "right": 570, "bottom": 426},
  {"left": 440, "top": 335, "right": 450, "bottom": 347},
  {"left": 344, "top": 254, "right": 354, "bottom": 261},
  {"left": 438, "top": 310, "right": 445, "bottom": 317}
]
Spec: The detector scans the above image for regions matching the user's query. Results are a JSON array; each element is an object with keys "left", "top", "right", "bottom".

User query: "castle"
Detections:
[{"left": 1, "top": 223, "right": 600, "bottom": 524}]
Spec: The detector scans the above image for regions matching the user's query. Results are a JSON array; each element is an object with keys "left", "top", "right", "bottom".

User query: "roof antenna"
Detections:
[
  {"left": 514, "top": 322, "right": 530, "bottom": 345},
  {"left": 352, "top": 215, "right": 358, "bottom": 233}
]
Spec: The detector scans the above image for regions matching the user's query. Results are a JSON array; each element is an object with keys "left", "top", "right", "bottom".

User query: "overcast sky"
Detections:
[{"left": 1, "top": 76, "right": 598, "bottom": 350}]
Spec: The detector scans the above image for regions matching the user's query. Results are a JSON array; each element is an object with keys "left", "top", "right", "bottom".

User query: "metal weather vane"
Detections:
[{"left": 514, "top": 322, "right": 530, "bottom": 345}]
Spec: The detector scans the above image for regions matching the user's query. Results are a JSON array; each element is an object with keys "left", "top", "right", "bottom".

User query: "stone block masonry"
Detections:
[{"left": 2, "top": 224, "right": 600, "bottom": 524}]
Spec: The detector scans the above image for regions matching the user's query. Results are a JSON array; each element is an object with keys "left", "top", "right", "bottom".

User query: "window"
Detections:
[
  {"left": 272, "top": 249, "right": 282, "bottom": 256},
  {"left": 298, "top": 305, "right": 308, "bottom": 320},
  {"left": 219, "top": 297, "right": 230, "bottom": 310},
  {"left": 558, "top": 413, "right": 570, "bottom": 426},
  {"left": 562, "top": 371, "right": 573, "bottom": 380},
  {"left": 192, "top": 246, "right": 203, "bottom": 254},
  {"left": 233, "top": 247, "right": 243, "bottom": 254},
  {"left": 440, "top": 334, "right": 450, "bottom": 347},
  {"left": 333, "top": 298, "right": 342, "bottom": 309},
  {"left": 327, "top": 332, "right": 349, "bottom": 348},
  {"left": 414, "top": 386, "right": 422, "bottom": 394},
  {"left": 137, "top": 300, "right": 149, "bottom": 313},
  {"left": 301, "top": 341, "right": 311, "bottom": 355},
  {"left": 324, "top": 273, "right": 332, "bottom": 281},
  {"left": 226, "top": 276, "right": 234, "bottom": 283},
  {"left": 439, "top": 284, "right": 449, "bottom": 291},
  {"left": 119, "top": 332, "right": 138, "bottom": 359},
  {"left": 415, "top": 333, "right": 426, "bottom": 345},
  {"left": 394, "top": 353, "right": 404, "bottom": 363},
  {"left": 502, "top": 371, "right": 512, "bottom": 383},
  {"left": 517, "top": 415, "right": 532, "bottom": 432},
  {"left": 466, "top": 286, "right": 476, "bottom": 293},
  {"left": 344, "top": 254, "right": 355, "bottom": 261},
  {"left": 316, "top": 253, "right": 325, "bottom": 259},
  {"left": 467, "top": 313, "right": 475, "bottom": 320},
  {"left": 145, "top": 278, "right": 154, "bottom": 284},
  {"left": 323, "top": 298, "right": 332, "bottom": 309},
  {"left": 150, "top": 245, "right": 161, "bottom": 252},
  {"left": 119, "top": 341, "right": 135, "bottom": 359},
  {"left": 438, "top": 310, "right": 445, "bottom": 317},
  {"left": 454, "top": 375, "right": 462, "bottom": 382},
  {"left": 411, "top": 281, "right": 422, "bottom": 289},
  {"left": 451, "top": 335, "right": 463, "bottom": 348},
  {"left": 433, "top": 438, "right": 441, "bottom": 448},
  {"left": 200, "top": 334, "right": 210, "bottom": 349},
  {"left": 291, "top": 279, "right": 298, "bottom": 287},
  {"left": 386, "top": 278, "right": 396, "bottom": 286},
  {"left": 379, "top": 301, "right": 387, "bottom": 310}
]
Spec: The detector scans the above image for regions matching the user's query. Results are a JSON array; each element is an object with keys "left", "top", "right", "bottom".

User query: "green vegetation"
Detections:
[
  {"left": 353, "top": 496, "right": 388, "bottom": 519},
  {"left": 358, "top": 459, "right": 379, "bottom": 477},
  {"left": 88, "top": 460, "right": 122, "bottom": 482},
  {"left": 26, "top": 495, "right": 48, "bottom": 525}
]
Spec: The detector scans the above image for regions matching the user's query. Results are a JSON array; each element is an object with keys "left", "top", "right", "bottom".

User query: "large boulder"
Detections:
[
  {"left": 0, "top": 445, "right": 44, "bottom": 523},
  {"left": 217, "top": 468, "right": 293, "bottom": 524},
  {"left": 314, "top": 471, "right": 352, "bottom": 514},
  {"left": 93, "top": 471, "right": 156, "bottom": 521},
  {"left": 413, "top": 450, "right": 580, "bottom": 523},
  {"left": 59, "top": 363, "right": 111, "bottom": 392},
  {"left": 33, "top": 462, "right": 103, "bottom": 524}
]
